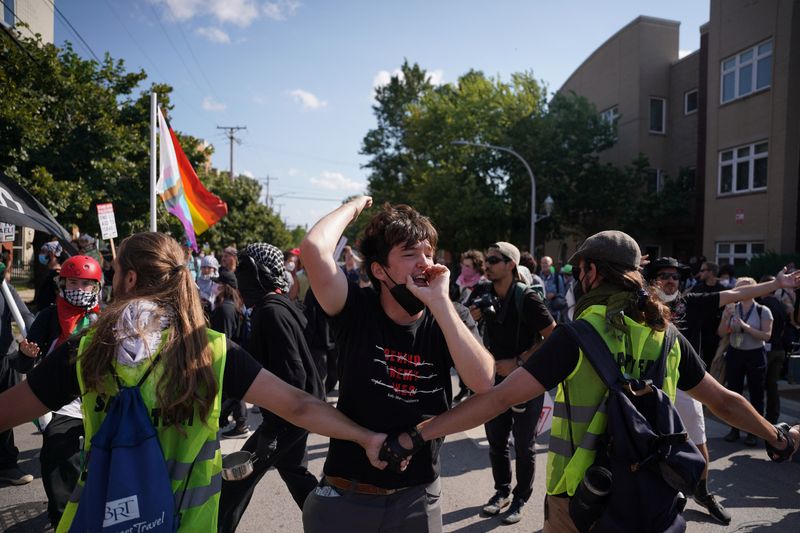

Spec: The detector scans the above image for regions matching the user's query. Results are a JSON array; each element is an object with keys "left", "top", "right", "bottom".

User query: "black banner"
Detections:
[{"left": 0, "top": 174, "right": 79, "bottom": 255}]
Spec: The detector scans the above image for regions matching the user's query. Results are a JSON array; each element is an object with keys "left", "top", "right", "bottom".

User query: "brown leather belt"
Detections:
[{"left": 324, "top": 475, "right": 407, "bottom": 496}]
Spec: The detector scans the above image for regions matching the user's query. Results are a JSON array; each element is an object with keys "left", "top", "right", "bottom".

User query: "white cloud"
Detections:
[
  {"left": 201, "top": 96, "right": 227, "bottom": 111},
  {"left": 310, "top": 171, "right": 364, "bottom": 191},
  {"left": 263, "top": 0, "right": 301, "bottom": 21},
  {"left": 210, "top": 0, "right": 260, "bottom": 27},
  {"left": 287, "top": 167, "right": 299, "bottom": 177},
  {"left": 679, "top": 49, "right": 694, "bottom": 59},
  {"left": 372, "top": 67, "right": 445, "bottom": 90},
  {"left": 288, "top": 89, "right": 327, "bottom": 110},
  {"left": 252, "top": 94, "right": 267, "bottom": 105},
  {"left": 151, "top": 0, "right": 297, "bottom": 27},
  {"left": 195, "top": 26, "right": 231, "bottom": 43},
  {"left": 241, "top": 170, "right": 255, "bottom": 178}
]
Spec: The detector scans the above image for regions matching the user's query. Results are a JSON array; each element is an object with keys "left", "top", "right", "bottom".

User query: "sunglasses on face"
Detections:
[
  {"left": 657, "top": 272, "right": 681, "bottom": 281},
  {"left": 485, "top": 256, "right": 509, "bottom": 265}
]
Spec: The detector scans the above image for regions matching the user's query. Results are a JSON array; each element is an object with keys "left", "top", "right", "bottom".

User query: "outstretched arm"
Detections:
[
  {"left": 0, "top": 381, "right": 50, "bottom": 433},
  {"left": 417, "top": 368, "right": 544, "bottom": 442},
  {"left": 244, "top": 368, "right": 386, "bottom": 469},
  {"left": 719, "top": 268, "right": 800, "bottom": 307},
  {"left": 300, "top": 196, "right": 372, "bottom": 317}
]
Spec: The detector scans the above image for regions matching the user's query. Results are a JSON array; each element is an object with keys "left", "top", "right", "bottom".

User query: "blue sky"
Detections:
[{"left": 53, "top": 0, "right": 709, "bottom": 229}]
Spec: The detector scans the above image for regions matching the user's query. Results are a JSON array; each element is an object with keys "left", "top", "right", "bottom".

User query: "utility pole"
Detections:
[
  {"left": 260, "top": 175, "right": 279, "bottom": 206},
  {"left": 216, "top": 125, "right": 246, "bottom": 179}
]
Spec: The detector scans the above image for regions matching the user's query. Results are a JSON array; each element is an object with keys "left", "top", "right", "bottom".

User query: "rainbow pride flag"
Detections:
[{"left": 156, "top": 108, "right": 227, "bottom": 250}]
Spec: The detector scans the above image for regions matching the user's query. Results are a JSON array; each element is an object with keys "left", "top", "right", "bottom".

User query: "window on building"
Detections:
[
  {"left": 649, "top": 98, "right": 665, "bottom": 134},
  {"left": 720, "top": 39, "right": 772, "bottom": 103},
  {"left": 684, "top": 89, "right": 698, "bottom": 114},
  {"left": 716, "top": 241, "right": 765, "bottom": 268},
  {"left": 646, "top": 168, "right": 662, "bottom": 194},
  {"left": 2, "top": 0, "right": 14, "bottom": 27},
  {"left": 600, "top": 106, "right": 619, "bottom": 124},
  {"left": 718, "top": 141, "right": 768, "bottom": 195}
]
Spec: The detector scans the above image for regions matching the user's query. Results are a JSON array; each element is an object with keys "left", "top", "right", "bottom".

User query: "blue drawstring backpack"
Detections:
[{"left": 70, "top": 355, "right": 179, "bottom": 532}]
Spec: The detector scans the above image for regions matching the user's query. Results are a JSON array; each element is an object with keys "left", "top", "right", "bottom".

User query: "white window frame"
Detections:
[
  {"left": 684, "top": 89, "right": 698, "bottom": 115},
  {"left": 648, "top": 97, "right": 666, "bottom": 134},
  {"left": 600, "top": 106, "right": 619, "bottom": 124},
  {"left": 715, "top": 241, "right": 765, "bottom": 266},
  {"left": 720, "top": 39, "right": 772, "bottom": 104},
  {"left": 717, "top": 140, "right": 768, "bottom": 195},
  {"left": 647, "top": 168, "right": 663, "bottom": 194}
]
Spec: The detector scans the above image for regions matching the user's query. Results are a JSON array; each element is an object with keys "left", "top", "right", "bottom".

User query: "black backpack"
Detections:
[{"left": 562, "top": 320, "right": 705, "bottom": 533}]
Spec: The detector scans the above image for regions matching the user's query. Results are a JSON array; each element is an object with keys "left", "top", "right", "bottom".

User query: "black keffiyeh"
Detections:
[{"left": 241, "top": 243, "right": 289, "bottom": 292}]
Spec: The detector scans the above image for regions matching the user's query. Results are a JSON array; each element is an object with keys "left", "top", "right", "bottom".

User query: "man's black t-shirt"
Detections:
[
  {"left": 524, "top": 325, "right": 706, "bottom": 391},
  {"left": 325, "top": 283, "right": 453, "bottom": 489},
  {"left": 689, "top": 282, "right": 725, "bottom": 353},
  {"left": 26, "top": 336, "right": 263, "bottom": 411},
  {"left": 673, "top": 292, "right": 721, "bottom": 351},
  {"left": 758, "top": 295, "right": 787, "bottom": 347},
  {"left": 469, "top": 282, "right": 553, "bottom": 360}
]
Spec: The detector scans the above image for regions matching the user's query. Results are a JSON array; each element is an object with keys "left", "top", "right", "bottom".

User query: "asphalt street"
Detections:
[{"left": 1, "top": 375, "right": 799, "bottom": 532}]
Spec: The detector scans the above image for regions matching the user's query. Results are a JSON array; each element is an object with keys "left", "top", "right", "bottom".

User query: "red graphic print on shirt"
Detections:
[{"left": 372, "top": 345, "right": 442, "bottom": 404}]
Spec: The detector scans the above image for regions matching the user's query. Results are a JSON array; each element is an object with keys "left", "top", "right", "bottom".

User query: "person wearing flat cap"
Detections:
[{"left": 379, "top": 230, "right": 800, "bottom": 533}]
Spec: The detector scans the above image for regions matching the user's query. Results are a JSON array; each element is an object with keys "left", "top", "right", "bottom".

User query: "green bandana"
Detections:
[{"left": 573, "top": 282, "right": 640, "bottom": 335}]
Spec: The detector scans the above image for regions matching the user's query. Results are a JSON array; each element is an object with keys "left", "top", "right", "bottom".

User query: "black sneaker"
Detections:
[
  {"left": 743, "top": 433, "right": 758, "bottom": 447},
  {"left": 0, "top": 466, "right": 34, "bottom": 485},
  {"left": 453, "top": 389, "right": 470, "bottom": 403},
  {"left": 501, "top": 497, "right": 525, "bottom": 525},
  {"left": 482, "top": 492, "right": 511, "bottom": 516},
  {"left": 723, "top": 428, "right": 740, "bottom": 442},
  {"left": 221, "top": 425, "right": 251, "bottom": 439},
  {"left": 694, "top": 492, "right": 732, "bottom": 525}
]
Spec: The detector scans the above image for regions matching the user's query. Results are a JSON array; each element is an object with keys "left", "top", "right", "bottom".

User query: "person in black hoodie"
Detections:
[
  {"left": 211, "top": 270, "right": 250, "bottom": 439},
  {"left": 218, "top": 243, "right": 324, "bottom": 531}
]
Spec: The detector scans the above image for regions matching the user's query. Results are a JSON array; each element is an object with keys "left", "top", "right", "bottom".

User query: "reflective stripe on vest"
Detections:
[
  {"left": 545, "top": 305, "right": 681, "bottom": 497},
  {"left": 57, "top": 328, "right": 227, "bottom": 533}
]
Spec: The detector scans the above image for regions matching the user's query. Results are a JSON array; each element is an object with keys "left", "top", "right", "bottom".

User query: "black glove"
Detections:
[
  {"left": 379, "top": 426, "right": 426, "bottom": 473},
  {"left": 765, "top": 423, "right": 796, "bottom": 462}
]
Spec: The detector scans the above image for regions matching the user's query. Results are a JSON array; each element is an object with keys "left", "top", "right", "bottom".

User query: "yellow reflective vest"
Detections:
[
  {"left": 57, "top": 329, "right": 226, "bottom": 532},
  {"left": 545, "top": 305, "right": 681, "bottom": 496}
]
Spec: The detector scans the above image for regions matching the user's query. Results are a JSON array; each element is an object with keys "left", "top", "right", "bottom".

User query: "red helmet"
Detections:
[{"left": 60, "top": 255, "right": 103, "bottom": 283}]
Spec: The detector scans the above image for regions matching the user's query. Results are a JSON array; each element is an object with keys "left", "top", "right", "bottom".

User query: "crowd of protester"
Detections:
[{"left": 0, "top": 200, "right": 799, "bottom": 532}]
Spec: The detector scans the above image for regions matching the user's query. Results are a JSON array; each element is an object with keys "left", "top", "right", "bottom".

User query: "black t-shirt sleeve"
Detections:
[
  {"left": 522, "top": 291, "right": 555, "bottom": 334},
  {"left": 675, "top": 333, "right": 706, "bottom": 390},
  {"left": 26, "top": 338, "right": 81, "bottom": 411},
  {"left": 522, "top": 326, "right": 580, "bottom": 389},
  {"left": 222, "top": 339, "right": 263, "bottom": 399},
  {"left": 684, "top": 291, "right": 721, "bottom": 317}
]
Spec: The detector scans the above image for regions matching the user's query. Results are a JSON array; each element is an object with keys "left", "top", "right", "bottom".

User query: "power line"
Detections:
[
  {"left": 147, "top": 3, "right": 207, "bottom": 103},
  {"left": 102, "top": 0, "right": 168, "bottom": 82},
  {"left": 42, "top": 0, "right": 101, "bottom": 62},
  {"left": 217, "top": 126, "right": 247, "bottom": 179},
  {"left": 241, "top": 140, "right": 364, "bottom": 169}
]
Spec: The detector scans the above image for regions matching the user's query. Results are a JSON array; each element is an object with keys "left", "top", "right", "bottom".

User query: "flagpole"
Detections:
[{"left": 150, "top": 91, "right": 157, "bottom": 232}]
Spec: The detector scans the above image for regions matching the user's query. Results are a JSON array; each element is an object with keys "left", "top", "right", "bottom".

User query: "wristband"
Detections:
[
  {"left": 516, "top": 356, "right": 524, "bottom": 367},
  {"left": 407, "top": 425, "right": 426, "bottom": 450}
]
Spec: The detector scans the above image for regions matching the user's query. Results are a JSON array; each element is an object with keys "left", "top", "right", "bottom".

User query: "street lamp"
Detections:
[{"left": 451, "top": 140, "right": 553, "bottom": 253}]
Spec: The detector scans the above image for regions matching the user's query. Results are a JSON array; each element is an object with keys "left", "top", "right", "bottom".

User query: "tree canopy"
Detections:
[{"left": 361, "top": 62, "right": 691, "bottom": 255}]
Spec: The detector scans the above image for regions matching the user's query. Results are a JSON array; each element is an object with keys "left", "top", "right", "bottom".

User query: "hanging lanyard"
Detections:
[{"left": 737, "top": 302, "right": 755, "bottom": 326}]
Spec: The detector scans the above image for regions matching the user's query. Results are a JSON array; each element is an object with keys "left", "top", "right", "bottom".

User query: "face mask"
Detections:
[
  {"left": 38, "top": 254, "right": 48, "bottom": 265},
  {"left": 285, "top": 261, "right": 296, "bottom": 273},
  {"left": 236, "top": 267, "right": 266, "bottom": 308},
  {"left": 654, "top": 287, "right": 679, "bottom": 303},
  {"left": 63, "top": 287, "right": 98, "bottom": 309},
  {"left": 382, "top": 266, "right": 425, "bottom": 315}
]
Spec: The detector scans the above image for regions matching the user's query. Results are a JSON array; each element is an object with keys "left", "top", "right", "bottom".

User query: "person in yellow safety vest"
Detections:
[
  {"left": 380, "top": 230, "right": 800, "bottom": 533},
  {"left": 0, "top": 232, "right": 389, "bottom": 532}
]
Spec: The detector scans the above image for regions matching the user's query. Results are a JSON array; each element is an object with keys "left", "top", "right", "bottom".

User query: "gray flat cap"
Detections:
[
  {"left": 568, "top": 230, "right": 641, "bottom": 271},
  {"left": 490, "top": 241, "right": 521, "bottom": 266}
]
